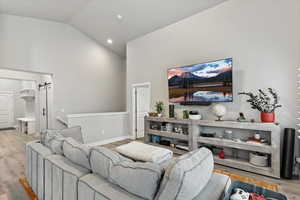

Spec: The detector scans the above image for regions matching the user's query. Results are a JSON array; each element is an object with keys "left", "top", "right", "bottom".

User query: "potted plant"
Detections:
[
  {"left": 155, "top": 101, "right": 164, "bottom": 117},
  {"left": 239, "top": 88, "right": 281, "bottom": 123}
]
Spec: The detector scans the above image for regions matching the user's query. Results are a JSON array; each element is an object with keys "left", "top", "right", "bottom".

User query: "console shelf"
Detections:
[
  {"left": 144, "top": 116, "right": 281, "bottom": 178},
  {"left": 197, "top": 136, "right": 272, "bottom": 154},
  {"left": 148, "top": 129, "right": 188, "bottom": 141}
]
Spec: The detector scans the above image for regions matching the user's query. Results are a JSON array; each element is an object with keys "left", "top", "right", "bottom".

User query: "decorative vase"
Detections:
[
  {"left": 211, "top": 104, "right": 227, "bottom": 121},
  {"left": 158, "top": 113, "right": 162, "bottom": 118},
  {"left": 261, "top": 112, "right": 275, "bottom": 123},
  {"left": 218, "top": 151, "right": 225, "bottom": 159}
]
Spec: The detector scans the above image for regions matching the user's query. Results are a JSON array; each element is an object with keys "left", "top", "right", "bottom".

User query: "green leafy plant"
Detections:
[
  {"left": 239, "top": 88, "right": 281, "bottom": 113},
  {"left": 155, "top": 101, "right": 164, "bottom": 114}
]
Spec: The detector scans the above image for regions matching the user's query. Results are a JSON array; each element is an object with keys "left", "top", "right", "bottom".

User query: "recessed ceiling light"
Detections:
[
  {"left": 117, "top": 14, "right": 123, "bottom": 20},
  {"left": 107, "top": 39, "right": 113, "bottom": 44}
]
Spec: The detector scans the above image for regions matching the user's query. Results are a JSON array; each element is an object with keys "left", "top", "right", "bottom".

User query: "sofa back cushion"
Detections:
[
  {"left": 155, "top": 148, "right": 214, "bottom": 200},
  {"left": 63, "top": 137, "right": 91, "bottom": 169},
  {"left": 110, "top": 161, "right": 163, "bottom": 200},
  {"left": 60, "top": 126, "right": 84, "bottom": 143},
  {"left": 89, "top": 147, "right": 132, "bottom": 179}
]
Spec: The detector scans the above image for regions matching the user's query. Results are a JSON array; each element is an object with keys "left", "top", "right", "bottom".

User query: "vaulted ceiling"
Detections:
[{"left": 0, "top": 0, "right": 227, "bottom": 57}]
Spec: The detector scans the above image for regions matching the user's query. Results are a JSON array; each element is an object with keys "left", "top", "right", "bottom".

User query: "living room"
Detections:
[{"left": 0, "top": 0, "right": 299, "bottom": 200}]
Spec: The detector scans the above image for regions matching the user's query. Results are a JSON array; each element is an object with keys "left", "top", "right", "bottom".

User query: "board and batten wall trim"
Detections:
[{"left": 67, "top": 112, "right": 129, "bottom": 144}]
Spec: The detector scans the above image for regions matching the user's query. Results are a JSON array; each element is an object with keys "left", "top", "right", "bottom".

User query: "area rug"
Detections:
[
  {"left": 19, "top": 178, "right": 38, "bottom": 200},
  {"left": 214, "top": 168, "right": 278, "bottom": 191}
]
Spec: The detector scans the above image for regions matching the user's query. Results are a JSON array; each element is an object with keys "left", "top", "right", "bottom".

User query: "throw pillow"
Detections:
[
  {"left": 110, "top": 161, "right": 163, "bottom": 200},
  {"left": 89, "top": 147, "right": 133, "bottom": 179},
  {"left": 60, "top": 126, "right": 84, "bottom": 143},
  {"left": 63, "top": 137, "right": 91, "bottom": 169},
  {"left": 48, "top": 134, "right": 65, "bottom": 155},
  {"left": 155, "top": 148, "right": 214, "bottom": 200}
]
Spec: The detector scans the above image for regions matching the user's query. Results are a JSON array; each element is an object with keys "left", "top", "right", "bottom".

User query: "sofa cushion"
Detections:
[
  {"left": 116, "top": 141, "right": 173, "bottom": 163},
  {"left": 110, "top": 161, "right": 163, "bottom": 200},
  {"left": 60, "top": 126, "right": 84, "bottom": 143},
  {"left": 63, "top": 137, "right": 91, "bottom": 169},
  {"left": 155, "top": 148, "right": 214, "bottom": 200},
  {"left": 79, "top": 174, "right": 144, "bottom": 200},
  {"left": 193, "top": 173, "right": 231, "bottom": 200},
  {"left": 45, "top": 154, "right": 90, "bottom": 179},
  {"left": 45, "top": 155, "right": 91, "bottom": 200},
  {"left": 48, "top": 135, "right": 65, "bottom": 155},
  {"left": 90, "top": 147, "right": 132, "bottom": 179}
]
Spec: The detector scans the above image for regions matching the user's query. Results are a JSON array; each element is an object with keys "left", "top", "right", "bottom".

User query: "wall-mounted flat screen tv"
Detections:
[{"left": 168, "top": 58, "right": 233, "bottom": 104}]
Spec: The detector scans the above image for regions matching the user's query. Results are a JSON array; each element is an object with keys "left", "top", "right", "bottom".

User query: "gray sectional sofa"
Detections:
[{"left": 26, "top": 127, "right": 231, "bottom": 200}]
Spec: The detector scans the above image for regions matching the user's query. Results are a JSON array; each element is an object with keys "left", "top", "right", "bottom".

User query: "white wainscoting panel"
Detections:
[{"left": 67, "top": 112, "right": 129, "bottom": 144}]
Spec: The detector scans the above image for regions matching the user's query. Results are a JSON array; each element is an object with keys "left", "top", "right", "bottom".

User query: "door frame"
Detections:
[
  {"left": 0, "top": 68, "right": 54, "bottom": 134},
  {"left": 131, "top": 82, "right": 151, "bottom": 139}
]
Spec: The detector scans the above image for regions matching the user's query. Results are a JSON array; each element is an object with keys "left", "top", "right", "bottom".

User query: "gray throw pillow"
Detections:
[
  {"left": 48, "top": 135, "right": 65, "bottom": 155},
  {"left": 41, "top": 129, "right": 60, "bottom": 146},
  {"left": 60, "top": 126, "right": 84, "bottom": 143},
  {"left": 110, "top": 161, "right": 163, "bottom": 200},
  {"left": 90, "top": 147, "right": 133, "bottom": 179},
  {"left": 155, "top": 148, "right": 214, "bottom": 200},
  {"left": 63, "top": 137, "right": 91, "bottom": 169}
]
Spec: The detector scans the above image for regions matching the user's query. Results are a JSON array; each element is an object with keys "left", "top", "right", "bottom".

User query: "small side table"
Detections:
[{"left": 16, "top": 118, "right": 36, "bottom": 134}]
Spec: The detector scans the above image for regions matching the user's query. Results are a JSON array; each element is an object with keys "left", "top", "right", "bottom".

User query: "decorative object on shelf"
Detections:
[
  {"left": 189, "top": 110, "right": 202, "bottom": 120},
  {"left": 148, "top": 112, "right": 158, "bottom": 117},
  {"left": 169, "top": 104, "right": 175, "bottom": 118},
  {"left": 224, "top": 130, "right": 233, "bottom": 140},
  {"left": 183, "top": 110, "right": 189, "bottom": 119},
  {"left": 219, "top": 150, "right": 225, "bottom": 159},
  {"left": 151, "top": 135, "right": 161, "bottom": 144},
  {"left": 165, "top": 123, "right": 173, "bottom": 132},
  {"left": 249, "top": 152, "right": 268, "bottom": 167},
  {"left": 238, "top": 88, "right": 281, "bottom": 123},
  {"left": 254, "top": 132, "right": 261, "bottom": 140},
  {"left": 200, "top": 132, "right": 216, "bottom": 138},
  {"left": 237, "top": 112, "right": 247, "bottom": 122},
  {"left": 160, "top": 140, "right": 171, "bottom": 146},
  {"left": 174, "top": 125, "right": 183, "bottom": 134},
  {"left": 150, "top": 123, "right": 159, "bottom": 130},
  {"left": 211, "top": 104, "right": 227, "bottom": 121},
  {"left": 155, "top": 101, "right": 164, "bottom": 117},
  {"left": 232, "top": 149, "right": 239, "bottom": 159}
]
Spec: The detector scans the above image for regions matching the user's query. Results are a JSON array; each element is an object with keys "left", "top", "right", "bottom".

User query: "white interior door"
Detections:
[
  {"left": 0, "top": 92, "right": 14, "bottom": 129},
  {"left": 135, "top": 86, "right": 150, "bottom": 138}
]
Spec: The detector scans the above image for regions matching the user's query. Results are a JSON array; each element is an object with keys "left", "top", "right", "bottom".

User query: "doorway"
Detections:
[
  {"left": 132, "top": 82, "right": 151, "bottom": 139},
  {"left": 0, "top": 68, "right": 53, "bottom": 134}
]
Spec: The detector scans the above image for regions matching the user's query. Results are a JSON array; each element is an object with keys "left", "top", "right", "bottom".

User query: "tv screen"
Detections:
[{"left": 168, "top": 58, "right": 233, "bottom": 104}]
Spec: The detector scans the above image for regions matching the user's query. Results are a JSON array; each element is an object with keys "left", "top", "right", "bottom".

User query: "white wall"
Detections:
[
  {"left": 0, "top": 14, "right": 126, "bottom": 128},
  {"left": 127, "top": 0, "right": 300, "bottom": 130}
]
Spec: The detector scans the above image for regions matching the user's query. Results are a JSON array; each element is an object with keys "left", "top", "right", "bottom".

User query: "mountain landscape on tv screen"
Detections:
[{"left": 168, "top": 58, "right": 233, "bottom": 103}]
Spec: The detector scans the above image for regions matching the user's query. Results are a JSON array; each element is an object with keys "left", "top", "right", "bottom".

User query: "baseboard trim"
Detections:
[{"left": 86, "top": 136, "right": 132, "bottom": 147}]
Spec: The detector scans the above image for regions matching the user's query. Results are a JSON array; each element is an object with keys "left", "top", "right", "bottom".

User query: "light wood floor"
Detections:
[
  {"left": 0, "top": 129, "right": 37, "bottom": 200},
  {"left": 0, "top": 130, "right": 299, "bottom": 200}
]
